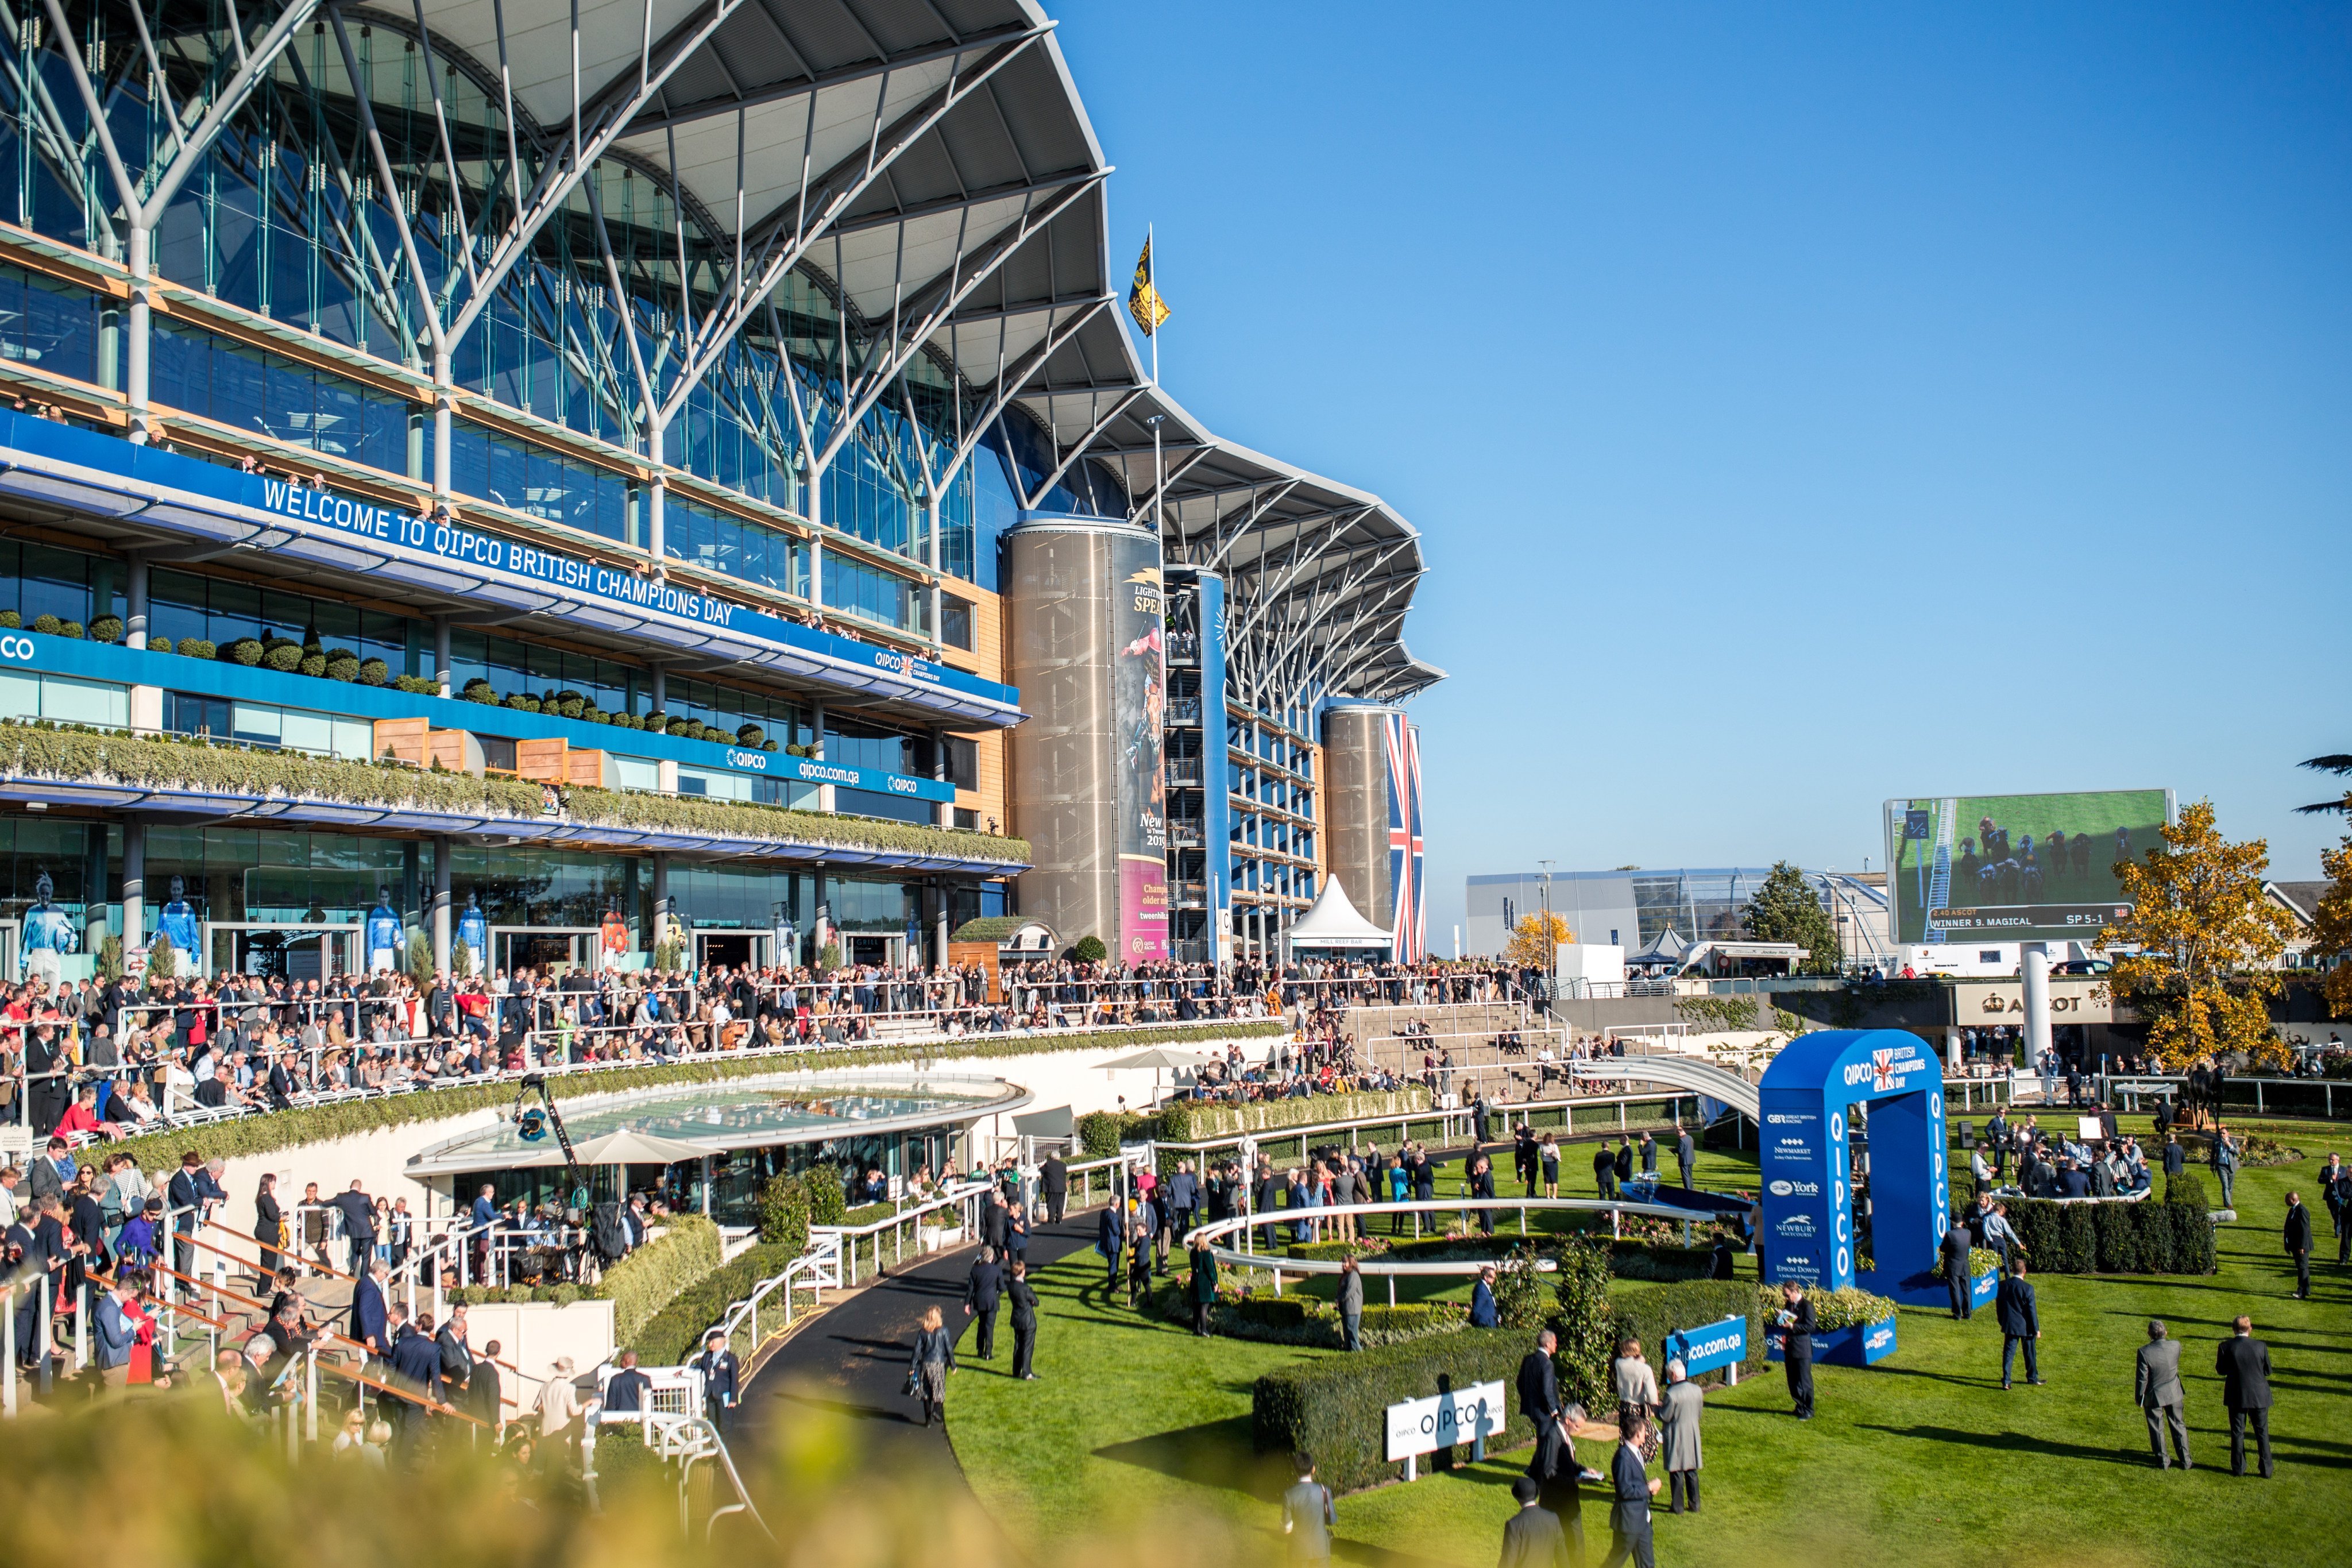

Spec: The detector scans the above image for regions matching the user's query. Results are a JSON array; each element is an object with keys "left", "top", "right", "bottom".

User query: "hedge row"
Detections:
[
  {"left": 1158, "top": 1285, "right": 1467, "bottom": 1350},
  {"left": 603, "top": 1215, "right": 723, "bottom": 1343},
  {"left": 2000, "top": 1187, "right": 2216, "bottom": 1276},
  {"left": 98, "top": 1021, "right": 1279, "bottom": 1172},
  {"left": 0, "top": 721, "right": 1030, "bottom": 864},
  {"left": 1156, "top": 1088, "right": 1433, "bottom": 1144},
  {"left": 625, "top": 1241, "right": 795, "bottom": 1367},
  {"left": 1611, "top": 1279, "right": 1766, "bottom": 1389}
]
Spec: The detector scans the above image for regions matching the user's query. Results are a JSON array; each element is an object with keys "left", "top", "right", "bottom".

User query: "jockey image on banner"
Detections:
[
  {"left": 456, "top": 891, "right": 489, "bottom": 973},
  {"left": 364, "top": 886, "right": 405, "bottom": 973},
  {"left": 157, "top": 875, "right": 201, "bottom": 956},
  {"left": 600, "top": 906, "right": 629, "bottom": 970},
  {"left": 20, "top": 868, "right": 78, "bottom": 985}
]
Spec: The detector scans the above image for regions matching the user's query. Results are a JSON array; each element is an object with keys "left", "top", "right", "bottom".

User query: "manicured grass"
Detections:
[{"left": 951, "top": 1123, "right": 2351, "bottom": 1566}]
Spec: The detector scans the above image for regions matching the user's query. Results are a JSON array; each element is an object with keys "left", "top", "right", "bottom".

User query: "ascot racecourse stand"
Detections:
[{"left": 0, "top": 1, "right": 1439, "bottom": 976}]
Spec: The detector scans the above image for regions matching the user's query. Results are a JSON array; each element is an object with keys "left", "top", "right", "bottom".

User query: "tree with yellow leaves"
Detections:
[
  {"left": 2311, "top": 790, "right": 2352, "bottom": 1018},
  {"left": 2098, "top": 800, "right": 2298, "bottom": 1069},
  {"left": 1504, "top": 910, "right": 1573, "bottom": 968}
]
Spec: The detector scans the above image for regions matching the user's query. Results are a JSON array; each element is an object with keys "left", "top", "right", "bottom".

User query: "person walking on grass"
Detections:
[
  {"left": 1598, "top": 1408, "right": 1661, "bottom": 1568},
  {"left": 1499, "top": 1473, "right": 1571, "bottom": 1568},
  {"left": 1007, "top": 1259, "right": 1040, "bottom": 1381},
  {"left": 2135, "top": 1319, "right": 2191, "bottom": 1471},
  {"left": 1283, "top": 1451, "right": 1335, "bottom": 1565},
  {"left": 1998, "top": 1258, "right": 2043, "bottom": 1389},
  {"left": 2216, "top": 1315, "right": 2273, "bottom": 1478},
  {"left": 1187, "top": 1231, "right": 1218, "bottom": 1337},
  {"left": 909, "top": 1304, "right": 955, "bottom": 1428},
  {"left": 2283, "top": 1191, "right": 2312, "bottom": 1300},
  {"left": 1337, "top": 1256, "right": 1365, "bottom": 1351},
  {"left": 1772, "top": 1281, "right": 1815, "bottom": 1420}
]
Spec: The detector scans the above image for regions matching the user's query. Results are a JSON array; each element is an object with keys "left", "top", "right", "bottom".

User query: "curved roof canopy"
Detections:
[{"left": 393, "top": 0, "right": 1439, "bottom": 708}]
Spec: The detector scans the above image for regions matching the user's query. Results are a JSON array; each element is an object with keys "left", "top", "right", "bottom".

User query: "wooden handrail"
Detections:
[{"left": 203, "top": 1218, "right": 360, "bottom": 1284}]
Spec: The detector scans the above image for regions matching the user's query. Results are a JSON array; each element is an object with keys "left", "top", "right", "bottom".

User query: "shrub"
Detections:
[
  {"left": 758, "top": 1174, "right": 813, "bottom": 1253},
  {"left": 32, "top": 613, "right": 60, "bottom": 635},
  {"left": 1071, "top": 936, "right": 1107, "bottom": 964},
  {"left": 358, "top": 658, "right": 389, "bottom": 686},
  {"left": 601, "top": 1214, "right": 724, "bottom": 1343},
  {"left": 1077, "top": 1109, "right": 1162, "bottom": 1157},
  {"left": 1253, "top": 1328, "right": 1535, "bottom": 1492},
  {"left": 1157, "top": 1088, "right": 1430, "bottom": 1144},
  {"left": 299, "top": 654, "right": 327, "bottom": 677},
  {"left": 59, "top": 620, "right": 83, "bottom": 639},
  {"left": 1607, "top": 1241, "right": 1716, "bottom": 1283},
  {"left": 90, "top": 615, "right": 123, "bottom": 643},
  {"left": 229, "top": 638, "right": 265, "bottom": 666},
  {"left": 557, "top": 697, "right": 584, "bottom": 720},
  {"left": 0, "top": 610, "right": 17, "bottom": 628},
  {"left": 462, "top": 678, "right": 496, "bottom": 703},
  {"left": 393, "top": 674, "right": 437, "bottom": 694},
  {"left": 264, "top": 643, "right": 302, "bottom": 672},
  {"left": 1757, "top": 1284, "right": 1896, "bottom": 1331},
  {"left": 148, "top": 635, "right": 170, "bottom": 652},
  {"left": 1551, "top": 1234, "right": 1615, "bottom": 1413},
  {"left": 666, "top": 716, "right": 693, "bottom": 736},
  {"left": 628, "top": 1241, "right": 795, "bottom": 1366},
  {"left": 736, "top": 724, "right": 764, "bottom": 747},
  {"left": 1493, "top": 1241, "right": 1547, "bottom": 1330},
  {"left": 326, "top": 656, "right": 361, "bottom": 682}
]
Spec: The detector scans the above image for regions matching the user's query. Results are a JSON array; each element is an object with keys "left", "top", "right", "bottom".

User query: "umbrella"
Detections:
[
  {"left": 568, "top": 1128, "right": 709, "bottom": 1166},
  {"left": 1098, "top": 1046, "right": 1219, "bottom": 1104}
]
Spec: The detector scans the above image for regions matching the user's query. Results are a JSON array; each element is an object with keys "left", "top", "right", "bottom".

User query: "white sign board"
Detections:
[{"left": 1384, "top": 1379, "right": 1506, "bottom": 1463}]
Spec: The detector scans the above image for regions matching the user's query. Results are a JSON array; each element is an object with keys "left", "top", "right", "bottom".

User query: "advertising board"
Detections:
[{"left": 1884, "top": 790, "right": 2173, "bottom": 944}]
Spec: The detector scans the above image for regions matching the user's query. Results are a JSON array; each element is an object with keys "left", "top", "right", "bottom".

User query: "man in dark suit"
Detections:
[
  {"left": 2283, "top": 1191, "right": 2312, "bottom": 1300},
  {"left": 1774, "top": 1281, "right": 1815, "bottom": 1419},
  {"left": 2215, "top": 1315, "right": 2273, "bottom": 1478},
  {"left": 980, "top": 1190, "right": 1011, "bottom": 1252},
  {"left": 964, "top": 1244, "right": 1005, "bottom": 1360},
  {"left": 1040, "top": 1153, "right": 1068, "bottom": 1224},
  {"left": 1592, "top": 1141, "right": 1618, "bottom": 1200},
  {"left": 1612, "top": 1137, "right": 1635, "bottom": 1191},
  {"left": 2135, "top": 1319, "right": 2191, "bottom": 1470},
  {"left": 1996, "top": 1259, "right": 2043, "bottom": 1388},
  {"left": 601, "top": 1348, "right": 652, "bottom": 1416},
  {"left": 1499, "top": 1474, "right": 1571, "bottom": 1568},
  {"left": 352, "top": 1260, "right": 391, "bottom": 1365},
  {"left": 1675, "top": 1124, "right": 1696, "bottom": 1191},
  {"left": 331, "top": 1179, "right": 377, "bottom": 1277},
  {"left": 1517, "top": 1329, "right": 1561, "bottom": 1440},
  {"left": 1941, "top": 1219, "right": 1975, "bottom": 1320},
  {"left": 1098, "top": 1200, "right": 1127, "bottom": 1291},
  {"left": 1601, "top": 1409, "right": 1660, "bottom": 1568},
  {"left": 387, "top": 1310, "right": 446, "bottom": 1440},
  {"left": 694, "top": 1330, "right": 741, "bottom": 1433},
  {"left": 1986, "top": 1111, "right": 2009, "bottom": 1180}
]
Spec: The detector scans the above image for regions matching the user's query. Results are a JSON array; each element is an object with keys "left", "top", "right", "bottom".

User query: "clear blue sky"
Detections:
[{"left": 1055, "top": 3, "right": 2352, "bottom": 947}]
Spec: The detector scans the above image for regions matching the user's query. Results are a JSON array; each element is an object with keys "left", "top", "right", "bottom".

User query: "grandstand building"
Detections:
[{"left": 0, "top": 1, "right": 1436, "bottom": 982}]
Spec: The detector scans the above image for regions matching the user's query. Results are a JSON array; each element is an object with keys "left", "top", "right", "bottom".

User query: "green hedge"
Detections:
[
  {"left": 96, "top": 1021, "right": 1278, "bottom": 1172},
  {"left": 1609, "top": 1280, "right": 1764, "bottom": 1393},
  {"left": 1252, "top": 1330, "right": 1535, "bottom": 1493},
  {"left": 625, "top": 1242, "right": 795, "bottom": 1368},
  {"left": 0, "top": 720, "right": 1030, "bottom": 865},
  {"left": 2000, "top": 1191, "right": 2214, "bottom": 1276},
  {"left": 1157, "top": 1088, "right": 1433, "bottom": 1144},
  {"left": 602, "top": 1215, "right": 723, "bottom": 1343},
  {"left": 445, "top": 1281, "right": 600, "bottom": 1308}
]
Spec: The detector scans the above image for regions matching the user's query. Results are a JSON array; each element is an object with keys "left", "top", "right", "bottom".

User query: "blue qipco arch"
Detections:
[{"left": 1758, "top": 1029, "right": 1950, "bottom": 1306}]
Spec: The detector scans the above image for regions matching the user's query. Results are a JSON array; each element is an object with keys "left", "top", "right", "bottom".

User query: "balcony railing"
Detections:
[{"left": 1166, "top": 698, "right": 1202, "bottom": 725}]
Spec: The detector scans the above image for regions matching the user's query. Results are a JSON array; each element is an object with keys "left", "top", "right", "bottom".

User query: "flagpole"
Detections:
[{"left": 1148, "top": 223, "right": 1163, "bottom": 535}]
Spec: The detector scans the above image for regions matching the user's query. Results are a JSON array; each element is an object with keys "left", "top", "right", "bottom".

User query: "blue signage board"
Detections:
[
  {"left": 1662, "top": 1314, "right": 1747, "bottom": 1377},
  {"left": 0, "top": 410, "right": 1018, "bottom": 715},
  {"left": 1196, "top": 572, "right": 1231, "bottom": 938}
]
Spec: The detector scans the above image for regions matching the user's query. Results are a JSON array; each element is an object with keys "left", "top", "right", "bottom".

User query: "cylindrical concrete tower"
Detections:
[
  {"left": 1322, "top": 701, "right": 1400, "bottom": 935},
  {"left": 1003, "top": 517, "right": 1168, "bottom": 960}
]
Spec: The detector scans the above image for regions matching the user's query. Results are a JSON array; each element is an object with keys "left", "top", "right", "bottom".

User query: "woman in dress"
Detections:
[{"left": 253, "top": 1172, "right": 284, "bottom": 1284}]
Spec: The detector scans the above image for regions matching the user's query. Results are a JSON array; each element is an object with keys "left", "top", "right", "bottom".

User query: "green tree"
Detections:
[
  {"left": 1492, "top": 1241, "right": 1547, "bottom": 1330},
  {"left": 1740, "top": 860, "right": 1842, "bottom": 975},
  {"left": 1549, "top": 1235, "right": 1616, "bottom": 1412},
  {"left": 2099, "top": 800, "right": 2298, "bottom": 1069},
  {"left": 2309, "top": 790, "right": 2352, "bottom": 1019}
]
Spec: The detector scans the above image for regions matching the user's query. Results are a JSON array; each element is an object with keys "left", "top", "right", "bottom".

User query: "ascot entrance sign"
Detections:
[
  {"left": 1758, "top": 1028, "right": 1952, "bottom": 1308},
  {"left": 1384, "top": 1379, "right": 1504, "bottom": 1481}
]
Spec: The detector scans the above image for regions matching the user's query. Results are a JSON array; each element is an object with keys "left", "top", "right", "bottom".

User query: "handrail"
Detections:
[{"left": 1145, "top": 1088, "right": 1712, "bottom": 1158}]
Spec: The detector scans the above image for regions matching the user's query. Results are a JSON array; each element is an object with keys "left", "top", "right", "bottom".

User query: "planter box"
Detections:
[
  {"left": 1766, "top": 1316, "right": 1898, "bottom": 1368},
  {"left": 1971, "top": 1269, "right": 1998, "bottom": 1309}
]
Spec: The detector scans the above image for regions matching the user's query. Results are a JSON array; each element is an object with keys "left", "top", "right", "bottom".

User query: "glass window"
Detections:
[{"left": 41, "top": 675, "right": 128, "bottom": 727}]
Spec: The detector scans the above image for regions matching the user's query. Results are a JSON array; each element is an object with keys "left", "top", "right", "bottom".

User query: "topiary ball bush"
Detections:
[
  {"left": 326, "top": 656, "right": 360, "bottom": 682},
  {"left": 504, "top": 692, "right": 530, "bottom": 709},
  {"left": 557, "top": 698, "right": 584, "bottom": 720},
  {"left": 393, "top": 674, "right": 437, "bottom": 694},
  {"left": 264, "top": 643, "right": 302, "bottom": 672},
  {"left": 32, "top": 613, "right": 61, "bottom": 635},
  {"left": 181, "top": 638, "right": 217, "bottom": 660},
  {"left": 357, "top": 657, "right": 389, "bottom": 686},
  {"left": 149, "top": 635, "right": 171, "bottom": 652},
  {"left": 59, "top": 620, "right": 83, "bottom": 639},
  {"left": 0, "top": 610, "right": 18, "bottom": 628},
  {"left": 298, "top": 654, "right": 327, "bottom": 678},
  {"left": 736, "top": 724, "right": 765, "bottom": 747},
  {"left": 230, "top": 638, "right": 265, "bottom": 666},
  {"left": 666, "top": 717, "right": 693, "bottom": 737},
  {"left": 89, "top": 615, "right": 123, "bottom": 643}
]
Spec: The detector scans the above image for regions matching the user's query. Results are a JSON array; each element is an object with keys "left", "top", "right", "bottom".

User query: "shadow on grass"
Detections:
[
  {"left": 1094, "top": 1415, "right": 1286, "bottom": 1500},
  {"left": 1856, "top": 1422, "right": 2154, "bottom": 1467}
]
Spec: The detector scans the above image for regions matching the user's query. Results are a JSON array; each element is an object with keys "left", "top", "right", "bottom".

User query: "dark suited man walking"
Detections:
[
  {"left": 1941, "top": 1219, "right": 1975, "bottom": 1319},
  {"left": 2215, "top": 1315, "right": 2273, "bottom": 1478},
  {"left": 1517, "top": 1328, "right": 1561, "bottom": 1443},
  {"left": 1675, "top": 1123, "right": 1696, "bottom": 1191},
  {"left": 1996, "top": 1259, "right": 2043, "bottom": 1389},
  {"left": 1098, "top": 1200, "right": 1127, "bottom": 1291},
  {"left": 964, "top": 1245, "right": 1005, "bottom": 1360},
  {"left": 1007, "top": 1259, "right": 1041, "bottom": 1380},
  {"left": 2283, "top": 1191, "right": 2312, "bottom": 1300},
  {"left": 1499, "top": 1474, "right": 1571, "bottom": 1568},
  {"left": 2134, "top": 1319, "right": 2191, "bottom": 1470}
]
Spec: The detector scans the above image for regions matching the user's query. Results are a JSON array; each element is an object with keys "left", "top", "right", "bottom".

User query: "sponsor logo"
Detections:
[
  {"left": 1866, "top": 1325, "right": 1894, "bottom": 1352},
  {"left": 725, "top": 749, "right": 768, "bottom": 771},
  {"left": 1774, "top": 1214, "right": 1816, "bottom": 1236},
  {"left": 1835, "top": 1244, "right": 1852, "bottom": 1277},
  {"left": 1766, "top": 1113, "right": 1816, "bottom": 1126},
  {"left": 1767, "top": 1179, "right": 1820, "bottom": 1198},
  {"left": 0, "top": 634, "right": 32, "bottom": 661}
]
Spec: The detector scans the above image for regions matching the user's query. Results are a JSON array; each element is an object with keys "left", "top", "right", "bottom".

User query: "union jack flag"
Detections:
[
  {"left": 1872, "top": 1048, "right": 1900, "bottom": 1092},
  {"left": 1386, "top": 713, "right": 1426, "bottom": 963}
]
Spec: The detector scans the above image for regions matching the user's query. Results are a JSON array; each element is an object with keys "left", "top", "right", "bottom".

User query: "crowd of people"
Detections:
[{"left": 0, "top": 956, "right": 1539, "bottom": 1144}]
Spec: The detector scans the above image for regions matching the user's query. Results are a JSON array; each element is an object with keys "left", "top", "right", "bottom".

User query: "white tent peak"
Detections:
[{"left": 1288, "top": 876, "right": 1393, "bottom": 949}]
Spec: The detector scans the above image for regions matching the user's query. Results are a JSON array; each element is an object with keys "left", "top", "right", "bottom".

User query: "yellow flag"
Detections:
[{"left": 1127, "top": 235, "right": 1171, "bottom": 335}]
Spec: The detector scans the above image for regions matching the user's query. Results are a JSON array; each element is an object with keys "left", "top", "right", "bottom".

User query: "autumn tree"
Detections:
[
  {"left": 2098, "top": 800, "right": 2298, "bottom": 1069},
  {"left": 1504, "top": 910, "right": 1573, "bottom": 968},
  {"left": 1740, "top": 860, "right": 1844, "bottom": 975},
  {"left": 2312, "top": 790, "right": 2352, "bottom": 1018}
]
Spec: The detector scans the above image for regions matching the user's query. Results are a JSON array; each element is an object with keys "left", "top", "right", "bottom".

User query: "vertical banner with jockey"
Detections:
[{"left": 1385, "top": 714, "right": 1426, "bottom": 963}]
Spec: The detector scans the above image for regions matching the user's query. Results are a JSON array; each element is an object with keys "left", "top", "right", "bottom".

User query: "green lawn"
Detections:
[{"left": 950, "top": 1123, "right": 2351, "bottom": 1566}]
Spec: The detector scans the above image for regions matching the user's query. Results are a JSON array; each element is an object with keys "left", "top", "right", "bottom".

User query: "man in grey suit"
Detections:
[
  {"left": 2135, "top": 1319, "right": 2191, "bottom": 1470},
  {"left": 1675, "top": 1124, "right": 1696, "bottom": 1191}
]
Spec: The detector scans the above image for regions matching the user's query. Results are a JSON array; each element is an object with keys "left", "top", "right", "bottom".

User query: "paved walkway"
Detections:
[{"left": 731, "top": 1208, "right": 1106, "bottom": 1470}]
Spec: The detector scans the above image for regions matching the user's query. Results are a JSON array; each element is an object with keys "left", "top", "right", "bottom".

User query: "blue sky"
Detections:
[{"left": 1055, "top": 3, "right": 2352, "bottom": 947}]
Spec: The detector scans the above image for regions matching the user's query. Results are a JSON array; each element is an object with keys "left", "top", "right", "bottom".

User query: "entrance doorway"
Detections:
[
  {"left": 849, "top": 934, "right": 897, "bottom": 967},
  {"left": 694, "top": 931, "right": 765, "bottom": 970},
  {"left": 491, "top": 927, "right": 605, "bottom": 978},
  {"left": 204, "top": 922, "right": 360, "bottom": 982}
]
